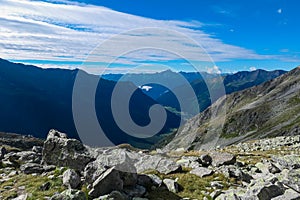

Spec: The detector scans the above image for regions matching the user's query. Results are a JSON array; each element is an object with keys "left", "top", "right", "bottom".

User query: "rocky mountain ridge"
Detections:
[
  {"left": 164, "top": 66, "right": 300, "bottom": 151},
  {"left": 0, "top": 130, "right": 299, "bottom": 200}
]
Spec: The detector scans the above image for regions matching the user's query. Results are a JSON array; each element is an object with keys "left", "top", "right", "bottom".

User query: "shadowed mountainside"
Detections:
[{"left": 0, "top": 58, "right": 180, "bottom": 148}]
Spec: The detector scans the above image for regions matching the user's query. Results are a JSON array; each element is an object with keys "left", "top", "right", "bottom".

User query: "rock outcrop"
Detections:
[
  {"left": 0, "top": 130, "right": 299, "bottom": 200},
  {"left": 42, "top": 129, "right": 93, "bottom": 171}
]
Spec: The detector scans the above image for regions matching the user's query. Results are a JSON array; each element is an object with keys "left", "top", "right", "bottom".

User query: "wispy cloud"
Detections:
[{"left": 0, "top": 0, "right": 293, "bottom": 73}]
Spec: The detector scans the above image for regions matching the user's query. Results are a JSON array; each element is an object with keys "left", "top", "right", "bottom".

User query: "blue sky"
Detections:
[{"left": 1, "top": 0, "right": 300, "bottom": 73}]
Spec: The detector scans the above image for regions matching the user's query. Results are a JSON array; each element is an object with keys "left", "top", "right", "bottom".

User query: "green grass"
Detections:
[
  {"left": 144, "top": 168, "right": 236, "bottom": 200},
  {"left": 0, "top": 168, "right": 66, "bottom": 200}
]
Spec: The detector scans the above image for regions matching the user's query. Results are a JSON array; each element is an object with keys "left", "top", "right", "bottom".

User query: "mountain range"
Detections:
[
  {"left": 156, "top": 69, "right": 286, "bottom": 116},
  {"left": 0, "top": 58, "right": 292, "bottom": 149},
  {"left": 164, "top": 66, "right": 300, "bottom": 151},
  {"left": 0, "top": 58, "right": 180, "bottom": 148}
]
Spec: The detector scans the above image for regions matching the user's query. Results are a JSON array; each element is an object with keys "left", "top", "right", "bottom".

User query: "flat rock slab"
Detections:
[
  {"left": 210, "top": 152, "right": 236, "bottom": 167},
  {"left": 190, "top": 167, "right": 213, "bottom": 178}
]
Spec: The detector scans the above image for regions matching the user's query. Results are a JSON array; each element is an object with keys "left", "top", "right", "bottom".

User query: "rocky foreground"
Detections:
[{"left": 0, "top": 130, "right": 300, "bottom": 200}]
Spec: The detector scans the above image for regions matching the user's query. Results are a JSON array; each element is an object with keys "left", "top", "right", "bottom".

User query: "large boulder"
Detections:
[
  {"left": 92, "top": 147, "right": 181, "bottom": 174},
  {"left": 91, "top": 149, "right": 138, "bottom": 187},
  {"left": 135, "top": 155, "right": 181, "bottom": 174},
  {"left": 245, "top": 183, "right": 285, "bottom": 200},
  {"left": 83, "top": 160, "right": 107, "bottom": 185},
  {"left": 210, "top": 152, "right": 236, "bottom": 167},
  {"left": 63, "top": 169, "right": 81, "bottom": 189},
  {"left": 42, "top": 130, "right": 93, "bottom": 171},
  {"left": 88, "top": 167, "right": 124, "bottom": 198}
]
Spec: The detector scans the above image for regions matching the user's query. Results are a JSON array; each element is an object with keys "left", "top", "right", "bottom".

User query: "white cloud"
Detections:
[
  {"left": 207, "top": 65, "right": 222, "bottom": 74},
  {"left": 0, "top": 0, "right": 287, "bottom": 73},
  {"left": 277, "top": 8, "right": 282, "bottom": 14},
  {"left": 250, "top": 66, "right": 257, "bottom": 71}
]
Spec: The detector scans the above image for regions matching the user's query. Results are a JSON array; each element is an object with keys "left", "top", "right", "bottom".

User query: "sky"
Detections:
[{"left": 1, "top": 0, "right": 300, "bottom": 73}]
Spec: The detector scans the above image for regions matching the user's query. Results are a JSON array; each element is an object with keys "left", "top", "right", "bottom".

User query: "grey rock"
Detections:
[
  {"left": 32, "top": 146, "right": 43, "bottom": 154},
  {"left": 42, "top": 130, "right": 93, "bottom": 171},
  {"left": 210, "top": 190, "right": 222, "bottom": 199},
  {"left": 163, "top": 178, "right": 179, "bottom": 193},
  {"left": 47, "top": 129, "right": 68, "bottom": 139},
  {"left": 50, "top": 189, "right": 86, "bottom": 200},
  {"left": 156, "top": 157, "right": 182, "bottom": 174},
  {"left": 89, "top": 167, "right": 123, "bottom": 198},
  {"left": 147, "top": 174, "right": 163, "bottom": 186},
  {"left": 176, "top": 156, "right": 200, "bottom": 169},
  {"left": 268, "top": 162, "right": 281, "bottom": 174},
  {"left": 282, "top": 169, "right": 300, "bottom": 193},
  {"left": 210, "top": 152, "right": 236, "bottom": 167},
  {"left": 63, "top": 169, "right": 81, "bottom": 189},
  {"left": 272, "top": 189, "right": 300, "bottom": 200},
  {"left": 216, "top": 189, "right": 245, "bottom": 200},
  {"left": 83, "top": 160, "right": 106, "bottom": 185},
  {"left": 229, "top": 167, "right": 252, "bottom": 183},
  {"left": 92, "top": 148, "right": 139, "bottom": 173},
  {"left": 20, "top": 163, "right": 44, "bottom": 174},
  {"left": 190, "top": 167, "right": 213, "bottom": 178},
  {"left": 272, "top": 155, "right": 300, "bottom": 170},
  {"left": 245, "top": 184, "right": 285, "bottom": 200},
  {"left": 11, "top": 194, "right": 28, "bottom": 200},
  {"left": 43, "top": 165, "right": 56, "bottom": 172},
  {"left": 16, "top": 151, "right": 41, "bottom": 164},
  {"left": 135, "top": 154, "right": 181, "bottom": 174},
  {"left": 116, "top": 155, "right": 138, "bottom": 187}
]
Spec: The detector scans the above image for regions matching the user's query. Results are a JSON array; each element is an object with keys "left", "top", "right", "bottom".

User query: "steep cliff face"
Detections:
[{"left": 164, "top": 66, "right": 300, "bottom": 151}]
